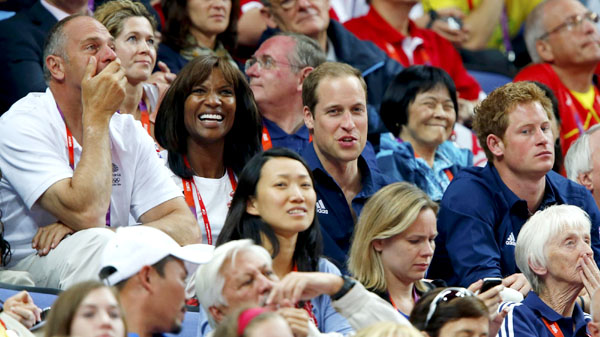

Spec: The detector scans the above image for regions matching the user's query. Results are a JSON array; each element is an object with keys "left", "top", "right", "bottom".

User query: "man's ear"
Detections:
[
  {"left": 297, "top": 67, "right": 314, "bottom": 91},
  {"left": 303, "top": 106, "right": 314, "bottom": 132},
  {"left": 260, "top": 7, "right": 278, "bottom": 29},
  {"left": 536, "top": 39, "right": 555, "bottom": 63},
  {"left": 487, "top": 134, "right": 504, "bottom": 159},
  {"left": 136, "top": 265, "right": 154, "bottom": 292},
  {"left": 577, "top": 171, "right": 594, "bottom": 192},
  {"left": 246, "top": 197, "right": 260, "bottom": 216},
  {"left": 209, "top": 305, "right": 227, "bottom": 325},
  {"left": 46, "top": 55, "right": 65, "bottom": 82}
]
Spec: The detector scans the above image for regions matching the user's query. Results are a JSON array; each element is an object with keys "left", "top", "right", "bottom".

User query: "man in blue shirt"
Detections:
[
  {"left": 428, "top": 81, "right": 600, "bottom": 295},
  {"left": 245, "top": 33, "right": 325, "bottom": 153},
  {"left": 301, "top": 62, "right": 392, "bottom": 271}
]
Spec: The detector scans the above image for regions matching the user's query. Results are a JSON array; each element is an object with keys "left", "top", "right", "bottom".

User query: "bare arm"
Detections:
[
  {"left": 461, "top": 0, "right": 504, "bottom": 50},
  {"left": 138, "top": 196, "right": 201, "bottom": 245},
  {"left": 237, "top": 7, "right": 267, "bottom": 46},
  {"left": 39, "top": 57, "right": 126, "bottom": 230}
]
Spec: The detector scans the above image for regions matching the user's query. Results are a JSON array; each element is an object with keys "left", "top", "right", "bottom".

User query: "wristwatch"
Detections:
[{"left": 331, "top": 275, "right": 356, "bottom": 301}]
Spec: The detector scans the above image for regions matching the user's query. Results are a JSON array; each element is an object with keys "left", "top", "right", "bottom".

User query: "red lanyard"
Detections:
[
  {"left": 57, "top": 104, "right": 111, "bottom": 226},
  {"left": 388, "top": 287, "right": 420, "bottom": 314},
  {"left": 541, "top": 318, "right": 565, "bottom": 337},
  {"left": 292, "top": 264, "right": 318, "bottom": 327},
  {"left": 181, "top": 156, "right": 237, "bottom": 245},
  {"left": 139, "top": 100, "right": 151, "bottom": 136},
  {"left": 261, "top": 124, "right": 312, "bottom": 150}
]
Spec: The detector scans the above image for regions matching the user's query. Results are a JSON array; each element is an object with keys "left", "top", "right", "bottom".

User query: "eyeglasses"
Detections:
[
  {"left": 245, "top": 55, "right": 302, "bottom": 73},
  {"left": 538, "top": 11, "right": 599, "bottom": 40},
  {"left": 424, "top": 287, "right": 475, "bottom": 327},
  {"left": 270, "top": 0, "right": 322, "bottom": 10}
]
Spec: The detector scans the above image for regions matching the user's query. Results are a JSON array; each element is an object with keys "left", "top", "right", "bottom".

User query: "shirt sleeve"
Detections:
[
  {"left": 498, "top": 303, "right": 541, "bottom": 337},
  {"left": 315, "top": 259, "right": 355, "bottom": 335},
  {"left": 0, "top": 103, "right": 72, "bottom": 210}
]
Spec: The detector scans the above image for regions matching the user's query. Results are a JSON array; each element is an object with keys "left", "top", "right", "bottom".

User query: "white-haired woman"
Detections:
[{"left": 499, "top": 204, "right": 600, "bottom": 337}]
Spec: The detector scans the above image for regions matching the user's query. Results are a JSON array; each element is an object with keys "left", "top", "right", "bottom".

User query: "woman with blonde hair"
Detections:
[
  {"left": 349, "top": 182, "right": 502, "bottom": 319},
  {"left": 44, "top": 280, "right": 126, "bottom": 337}
]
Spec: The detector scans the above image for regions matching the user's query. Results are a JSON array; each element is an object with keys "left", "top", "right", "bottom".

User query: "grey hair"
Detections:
[
  {"left": 524, "top": 0, "right": 551, "bottom": 63},
  {"left": 275, "top": 32, "right": 326, "bottom": 71},
  {"left": 195, "top": 239, "right": 272, "bottom": 328},
  {"left": 42, "top": 14, "right": 88, "bottom": 83},
  {"left": 565, "top": 124, "right": 600, "bottom": 182},
  {"left": 515, "top": 204, "right": 591, "bottom": 293}
]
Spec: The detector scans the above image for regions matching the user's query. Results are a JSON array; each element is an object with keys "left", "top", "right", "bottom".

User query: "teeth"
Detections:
[
  {"left": 199, "top": 114, "right": 223, "bottom": 121},
  {"left": 288, "top": 209, "right": 304, "bottom": 214}
]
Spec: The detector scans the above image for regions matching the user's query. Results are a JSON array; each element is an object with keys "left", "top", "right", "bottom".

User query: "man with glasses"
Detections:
[
  {"left": 259, "top": 0, "right": 403, "bottom": 138},
  {"left": 515, "top": 0, "right": 600, "bottom": 156},
  {"left": 245, "top": 33, "right": 325, "bottom": 153}
]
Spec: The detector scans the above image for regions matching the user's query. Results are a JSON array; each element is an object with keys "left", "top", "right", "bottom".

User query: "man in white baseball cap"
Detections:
[{"left": 99, "top": 226, "right": 214, "bottom": 337}]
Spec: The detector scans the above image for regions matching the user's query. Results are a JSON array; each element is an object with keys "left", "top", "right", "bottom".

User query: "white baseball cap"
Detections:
[{"left": 99, "top": 226, "right": 214, "bottom": 286}]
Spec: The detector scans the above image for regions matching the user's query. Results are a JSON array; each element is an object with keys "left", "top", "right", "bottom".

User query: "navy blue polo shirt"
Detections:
[
  {"left": 301, "top": 143, "right": 394, "bottom": 272},
  {"left": 262, "top": 117, "right": 311, "bottom": 153},
  {"left": 428, "top": 164, "right": 600, "bottom": 287},
  {"left": 498, "top": 291, "right": 590, "bottom": 337}
]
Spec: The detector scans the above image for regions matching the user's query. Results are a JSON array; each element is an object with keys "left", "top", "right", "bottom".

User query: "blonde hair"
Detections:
[
  {"left": 94, "top": 0, "right": 157, "bottom": 39},
  {"left": 354, "top": 322, "right": 423, "bottom": 337},
  {"left": 348, "top": 182, "right": 438, "bottom": 292}
]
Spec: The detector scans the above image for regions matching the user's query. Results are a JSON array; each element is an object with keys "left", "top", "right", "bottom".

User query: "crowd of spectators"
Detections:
[{"left": 3, "top": 0, "right": 600, "bottom": 336}]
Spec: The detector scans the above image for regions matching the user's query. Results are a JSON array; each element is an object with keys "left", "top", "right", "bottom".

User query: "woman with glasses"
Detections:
[
  {"left": 496, "top": 204, "right": 600, "bottom": 337},
  {"left": 349, "top": 182, "right": 503, "bottom": 319},
  {"left": 155, "top": 55, "right": 261, "bottom": 245},
  {"left": 410, "top": 287, "right": 491, "bottom": 337},
  {"left": 158, "top": 0, "right": 239, "bottom": 74}
]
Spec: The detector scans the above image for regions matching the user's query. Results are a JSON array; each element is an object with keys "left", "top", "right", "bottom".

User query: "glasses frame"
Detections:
[
  {"left": 538, "top": 11, "right": 599, "bottom": 40},
  {"left": 244, "top": 55, "right": 303, "bottom": 73},
  {"left": 424, "top": 287, "right": 475, "bottom": 328}
]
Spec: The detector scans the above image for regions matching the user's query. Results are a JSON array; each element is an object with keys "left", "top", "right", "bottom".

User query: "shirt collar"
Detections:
[
  {"left": 363, "top": 6, "right": 409, "bottom": 44},
  {"left": 262, "top": 117, "right": 310, "bottom": 140},
  {"left": 303, "top": 143, "right": 379, "bottom": 198},
  {"left": 523, "top": 291, "right": 589, "bottom": 331},
  {"left": 40, "top": 0, "right": 91, "bottom": 20}
]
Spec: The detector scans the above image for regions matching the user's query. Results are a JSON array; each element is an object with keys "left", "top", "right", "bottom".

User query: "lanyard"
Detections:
[
  {"left": 181, "top": 156, "right": 237, "bottom": 245},
  {"left": 541, "top": 318, "right": 565, "bottom": 337},
  {"left": 388, "top": 287, "right": 420, "bottom": 317},
  {"left": 139, "top": 100, "right": 151, "bottom": 136},
  {"left": 500, "top": 6, "right": 515, "bottom": 62},
  {"left": 57, "top": 104, "right": 111, "bottom": 226},
  {"left": 403, "top": 140, "right": 454, "bottom": 182},
  {"left": 261, "top": 124, "right": 312, "bottom": 150},
  {"left": 292, "top": 264, "right": 318, "bottom": 327}
]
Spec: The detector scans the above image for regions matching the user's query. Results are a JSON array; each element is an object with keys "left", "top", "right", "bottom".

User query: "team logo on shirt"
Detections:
[
  {"left": 316, "top": 199, "right": 328, "bottom": 214},
  {"left": 505, "top": 232, "right": 516, "bottom": 246},
  {"left": 112, "top": 163, "right": 121, "bottom": 186}
]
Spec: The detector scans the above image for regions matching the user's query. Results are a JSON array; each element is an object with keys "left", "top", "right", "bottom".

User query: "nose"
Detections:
[
  {"left": 289, "top": 184, "right": 305, "bottom": 202},
  {"left": 204, "top": 91, "right": 222, "bottom": 107},
  {"left": 99, "top": 45, "right": 117, "bottom": 64},
  {"left": 98, "top": 309, "right": 113, "bottom": 327},
  {"left": 257, "top": 273, "right": 274, "bottom": 295},
  {"left": 421, "top": 240, "right": 435, "bottom": 257},
  {"left": 535, "top": 126, "right": 551, "bottom": 145},
  {"left": 582, "top": 240, "right": 594, "bottom": 257},
  {"left": 296, "top": 0, "right": 311, "bottom": 9},
  {"left": 245, "top": 60, "right": 260, "bottom": 78},
  {"left": 340, "top": 110, "right": 356, "bottom": 131}
]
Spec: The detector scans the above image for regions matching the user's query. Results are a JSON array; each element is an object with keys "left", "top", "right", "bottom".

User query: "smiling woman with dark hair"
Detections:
[
  {"left": 377, "top": 65, "right": 473, "bottom": 202},
  {"left": 217, "top": 148, "right": 353, "bottom": 335},
  {"left": 155, "top": 55, "right": 261, "bottom": 245}
]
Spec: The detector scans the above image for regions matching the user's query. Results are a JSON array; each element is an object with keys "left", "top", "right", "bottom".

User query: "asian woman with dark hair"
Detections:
[
  {"left": 155, "top": 55, "right": 261, "bottom": 244},
  {"left": 217, "top": 148, "right": 353, "bottom": 335},
  {"left": 377, "top": 65, "right": 473, "bottom": 202}
]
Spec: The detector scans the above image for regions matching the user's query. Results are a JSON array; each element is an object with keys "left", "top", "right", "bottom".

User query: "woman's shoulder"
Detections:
[{"left": 317, "top": 258, "right": 342, "bottom": 276}]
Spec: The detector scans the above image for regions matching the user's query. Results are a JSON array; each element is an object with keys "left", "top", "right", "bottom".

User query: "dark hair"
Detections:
[
  {"left": 44, "top": 280, "right": 126, "bottom": 337},
  {"left": 42, "top": 14, "right": 88, "bottom": 82},
  {"left": 160, "top": 0, "right": 239, "bottom": 53},
  {"left": 155, "top": 55, "right": 262, "bottom": 178},
  {"left": 409, "top": 288, "right": 489, "bottom": 337},
  {"left": 380, "top": 65, "right": 458, "bottom": 136},
  {"left": 216, "top": 148, "right": 323, "bottom": 272}
]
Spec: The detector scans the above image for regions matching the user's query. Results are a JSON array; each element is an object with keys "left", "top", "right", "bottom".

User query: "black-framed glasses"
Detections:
[
  {"left": 424, "top": 287, "right": 474, "bottom": 327},
  {"left": 244, "top": 55, "right": 302, "bottom": 73},
  {"left": 538, "top": 11, "right": 599, "bottom": 40}
]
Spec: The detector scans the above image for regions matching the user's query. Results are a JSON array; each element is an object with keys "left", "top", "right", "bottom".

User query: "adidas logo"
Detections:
[
  {"left": 505, "top": 232, "right": 516, "bottom": 246},
  {"left": 316, "top": 199, "right": 328, "bottom": 214}
]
